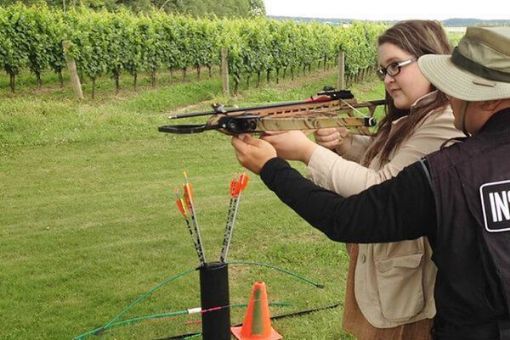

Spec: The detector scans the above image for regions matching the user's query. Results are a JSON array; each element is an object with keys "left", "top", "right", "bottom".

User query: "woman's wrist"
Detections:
[{"left": 301, "top": 142, "right": 318, "bottom": 165}]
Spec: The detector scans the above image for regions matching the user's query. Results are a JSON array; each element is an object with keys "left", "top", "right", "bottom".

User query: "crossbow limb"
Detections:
[{"left": 158, "top": 88, "right": 386, "bottom": 136}]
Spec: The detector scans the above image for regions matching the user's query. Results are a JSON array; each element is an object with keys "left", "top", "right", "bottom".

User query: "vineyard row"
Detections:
[{"left": 0, "top": 4, "right": 386, "bottom": 95}]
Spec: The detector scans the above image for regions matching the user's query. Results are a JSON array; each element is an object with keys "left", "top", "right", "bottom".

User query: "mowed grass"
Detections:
[{"left": 0, "top": 68, "right": 384, "bottom": 339}]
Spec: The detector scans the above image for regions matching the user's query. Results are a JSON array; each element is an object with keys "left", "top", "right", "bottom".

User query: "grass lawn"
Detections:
[{"left": 0, "top": 68, "right": 384, "bottom": 339}]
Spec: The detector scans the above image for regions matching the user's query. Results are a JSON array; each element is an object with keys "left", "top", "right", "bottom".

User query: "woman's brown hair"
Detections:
[{"left": 362, "top": 20, "right": 452, "bottom": 167}]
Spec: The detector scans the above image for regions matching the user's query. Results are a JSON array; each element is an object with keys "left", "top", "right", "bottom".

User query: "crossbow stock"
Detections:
[{"left": 158, "top": 88, "right": 386, "bottom": 136}]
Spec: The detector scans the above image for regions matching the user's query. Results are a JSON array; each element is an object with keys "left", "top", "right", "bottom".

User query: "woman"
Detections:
[{"left": 255, "top": 21, "right": 464, "bottom": 339}]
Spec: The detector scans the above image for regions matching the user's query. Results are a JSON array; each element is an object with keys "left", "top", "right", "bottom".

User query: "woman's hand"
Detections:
[
  {"left": 261, "top": 131, "right": 317, "bottom": 164},
  {"left": 314, "top": 127, "right": 351, "bottom": 151},
  {"left": 231, "top": 134, "right": 277, "bottom": 174}
]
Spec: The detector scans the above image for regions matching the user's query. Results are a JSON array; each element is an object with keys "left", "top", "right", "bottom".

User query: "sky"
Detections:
[{"left": 263, "top": 0, "right": 509, "bottom": 21}]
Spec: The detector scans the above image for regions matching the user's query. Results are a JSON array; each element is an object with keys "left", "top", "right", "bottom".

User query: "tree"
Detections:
[{"left": 0, "top": 0, "right": 269, "bottom": 17}]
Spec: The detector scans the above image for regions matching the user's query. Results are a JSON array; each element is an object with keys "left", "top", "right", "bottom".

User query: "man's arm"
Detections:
[{"left": 260, "top": 158, "right": 436, "bottom": 243}]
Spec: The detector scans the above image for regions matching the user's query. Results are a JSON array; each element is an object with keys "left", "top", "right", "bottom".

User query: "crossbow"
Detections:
[{"left": 158, "top": 88, "right": 386, "bottom": 135}]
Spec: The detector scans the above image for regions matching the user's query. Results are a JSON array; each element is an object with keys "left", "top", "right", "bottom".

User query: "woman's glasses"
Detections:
[{"left": 376, "top": 58, "right": 416, "bottom": 81}]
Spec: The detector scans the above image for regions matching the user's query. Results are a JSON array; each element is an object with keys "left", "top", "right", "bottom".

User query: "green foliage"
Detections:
[
  {"left": 0, "top": 4, "right": 30, "bottom": 81},
  {"left": 68, "top": 9, "right": 110, "bottom": 96},
  {"left": 22, "top": 4, "right": 52, "bottom": 86},
  {"left": 158, "top": 0, "right": 265, "bottom": 18},
  {"left": 448, "top": 31, "right": 464, "bottom": 47},
  {"left": 137, "top": 15, "right": 162, "bottom": 83},
  {"left": 0, "top": 0, "right": 265, "bottom": 17},
  {"left": 340, "top": 22, "right": 383, "bottom": 76},
  {"left": 120, "top": 12, "right": 143, "bottom": 85},
  {"left": 45, "top": 9, "right": 66, "bottom": 78},
  {"left": 225, "top": 19, "right": 385, "bottom": 88},
  {"left": 105, "top": 9, "right": 132, "bottom": 90},
  {"left": 0, "top": 5, "right": 386, "bottom": 94}
]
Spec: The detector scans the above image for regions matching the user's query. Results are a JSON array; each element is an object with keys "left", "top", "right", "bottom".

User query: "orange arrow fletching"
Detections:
[
  {"left": 176, "top": 198, "right": 187, "bottom": 217},
  {"left": 230, "top": 179, "right": 240, "bottom": 197},
  {"left": 184, "top": 183, "right": 193, "bottom": 207},
  {"left": 183, "top": 172, "right": 194, "bottom": 206},
  {"left": 239, "top": 173, "right": 249, "bottom": 191}
]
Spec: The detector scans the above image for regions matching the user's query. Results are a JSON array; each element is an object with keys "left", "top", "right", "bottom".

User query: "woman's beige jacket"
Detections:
[{"left": 307, "top": 92, "right": 464, "bottom": 328}]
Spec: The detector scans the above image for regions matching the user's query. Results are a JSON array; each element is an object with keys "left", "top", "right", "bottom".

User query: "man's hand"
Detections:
[
  {"left": 231, "top": 134, "right": 277, "bottom": 174},
  {"left": 261, "top": 131, "right": 318, "bottom": 164}
]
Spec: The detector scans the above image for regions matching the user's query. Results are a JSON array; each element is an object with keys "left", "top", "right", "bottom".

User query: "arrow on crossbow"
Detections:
[{"left": 158, "top": 88, "right": 386, "bottom": 135}]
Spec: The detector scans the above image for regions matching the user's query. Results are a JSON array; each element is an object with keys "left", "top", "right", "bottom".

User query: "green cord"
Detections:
[
  {"left": 74, "top": 261, "right": 322, "bottom": 339},
  {"left": 75, "top": 309, "right": 190, "bottom": 339},
  {"left": 228, "top": 260, "right": 325, "bottom": 288},
  {"left": 74, "top": 267, "right": 197, "bottom": 339},
  {"left": 76, "top": 302, "right": 289, "bottom": 339}
]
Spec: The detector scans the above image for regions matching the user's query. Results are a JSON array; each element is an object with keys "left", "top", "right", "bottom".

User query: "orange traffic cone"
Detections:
[{"left": 231, "top": 281, "right": 282, "bottom": 339}]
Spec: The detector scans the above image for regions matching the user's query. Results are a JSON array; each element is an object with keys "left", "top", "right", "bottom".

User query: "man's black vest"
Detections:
[{"left": 425, "top": 109, "right": 510, "bottom": 337}]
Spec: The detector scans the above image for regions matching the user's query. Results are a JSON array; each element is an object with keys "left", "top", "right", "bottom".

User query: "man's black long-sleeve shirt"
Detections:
[
  {"left": 261, "top": 157, "right": 436, "bottom": 244},
  {"left": 260, "top": 157, "right": 508, "bottom": 337}
]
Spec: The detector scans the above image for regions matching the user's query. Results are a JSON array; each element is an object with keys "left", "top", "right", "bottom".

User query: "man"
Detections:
[{"left": 231, "top": 26, "right": 510, "bottom": 339}]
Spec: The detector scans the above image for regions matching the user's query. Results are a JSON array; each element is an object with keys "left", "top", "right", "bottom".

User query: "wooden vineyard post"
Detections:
[
  {"left": 337, "top": 51, "right": 345, "bottom": 90},
  {"left": 63, "top": 41, "right": 84, "bottom": 100},
  {"left": 221, "top": 48, "right": 230, "bottom": 96}
]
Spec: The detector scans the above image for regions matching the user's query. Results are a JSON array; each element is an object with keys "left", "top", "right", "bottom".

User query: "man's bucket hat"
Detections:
[{"left": 418, "top": 26, "right": 510, "bottom": 101}]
